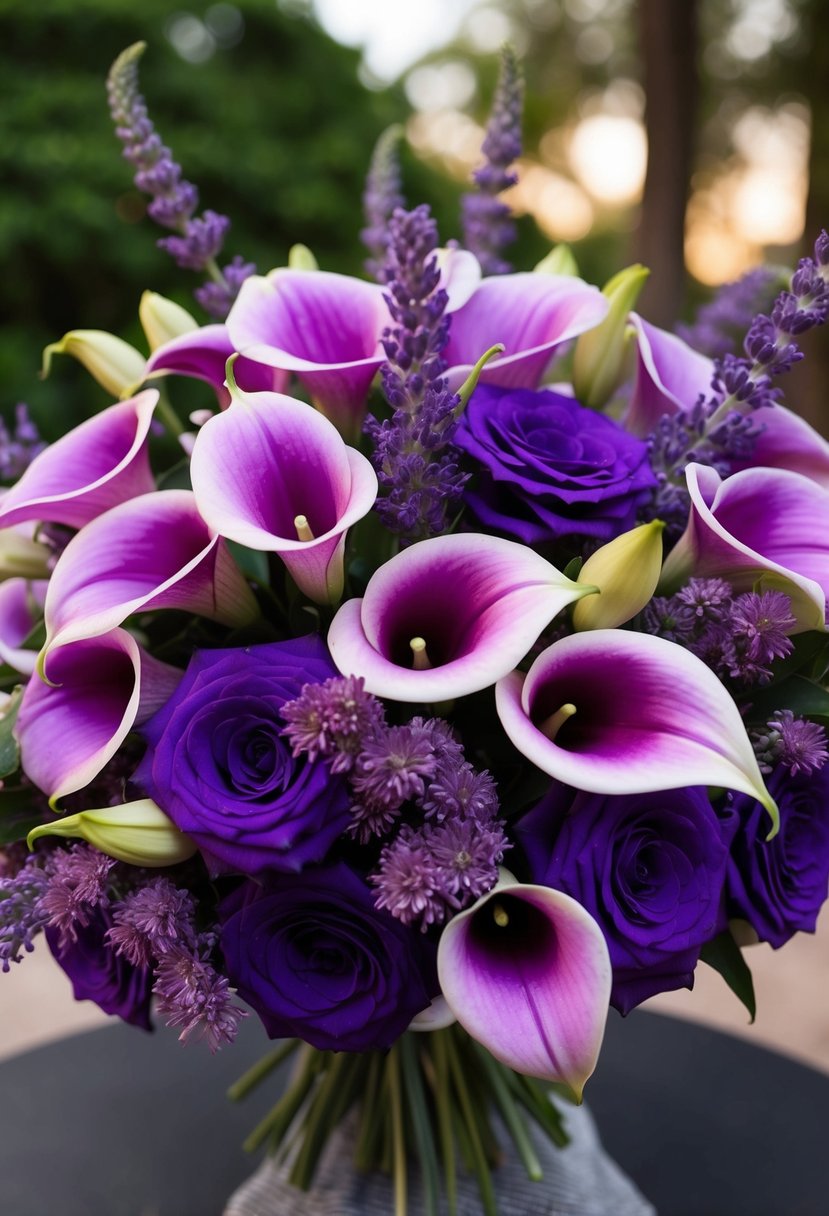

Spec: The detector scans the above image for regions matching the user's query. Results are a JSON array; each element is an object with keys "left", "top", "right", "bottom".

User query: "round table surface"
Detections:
[{"left": 0, "top": 1008, "right": 827, "bottom": 1216}]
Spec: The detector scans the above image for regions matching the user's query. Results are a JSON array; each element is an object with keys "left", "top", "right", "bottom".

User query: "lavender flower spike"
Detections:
[
  {"left": 328, "top": 532, "right": 596, "bottom": 703},
  {"left": 438, "top": 871, "right": 611, "bottom": 1095},
  {"left": 461, "top": 46, "right": 524, "bottom": 276},
  {"left": 107, "top": 43, "right": 254, "bottom": 319},
  {"left": 660, "top": 463, "right": 829, "bottom": 631},
  {"left": 361, "top": 125, "right": 405, "bottom": 280},
  {"left": 495, "top": 629, "right": 778, "bottom": 834},
  {"left": 190, "top": 375, "right": 377, "bottom": 604}
]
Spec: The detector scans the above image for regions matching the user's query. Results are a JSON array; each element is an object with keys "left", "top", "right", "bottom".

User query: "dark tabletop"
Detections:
[{"left": 0, "top": 1008, "right": 827, "bottom": 1216}]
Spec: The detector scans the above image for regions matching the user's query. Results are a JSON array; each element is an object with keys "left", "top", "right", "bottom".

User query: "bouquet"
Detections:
[{"left": 2, "top": 41, "right": 829, "bottom": 1216}]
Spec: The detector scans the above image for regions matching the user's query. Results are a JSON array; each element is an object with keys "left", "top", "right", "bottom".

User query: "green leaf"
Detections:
[
  {"left": 747, "top": 675, "right": 829, "bottom": 724},
  {"left": 562, "top": 555, "right": 583, "bottom": 581},
  {"left": 700, "top": 930, "right": 756, "bottom": 1022},
  {"left": 0, "top": 797, "right": 48, "bottom": 847},
  {"left": 156, "top": 457, "right": 192, "bottom": 492},
  {"left": 0, "top": 685, "right": 24, "bottom": 779},
  {"left": 226, "top": 540, "right": 270, "bottom": 586}
]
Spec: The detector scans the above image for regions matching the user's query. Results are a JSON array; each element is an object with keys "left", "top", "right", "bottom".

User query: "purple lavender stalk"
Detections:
[
  {"left": 461, "top": 45, "right": 523, "bottom": 276},
  {"left": 361, "top": 125, "right": 406, "bottom": 281},
  {"left": 0, "top": 405, "right": 46, "bottom": 481},
  {"left": 647, "top": 232, "right": 829, "bottom": 533},
  {"left": 677, "top": 266, "right": 783, "bottom": 359},
  {"left": 365, "top": 205, "right": 469, "bottom": 543},
  {"left": 106, "top": 43, "right": 255, "bottom": 320}
]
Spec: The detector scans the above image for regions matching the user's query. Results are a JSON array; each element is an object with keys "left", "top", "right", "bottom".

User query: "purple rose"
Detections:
[
  {"left": 455, "top": 384, "right": 656, "bottom": 545},
  {"left": 219, "top": 863, "right": 438, "bottom": 1051},
  {"left": 136, "top": 636, "right": 351, "bottom": 877},
  {"left": 517, "top": 782, "right": 730, "bottom": 1014},
  {"left": 725, "top": 764, "right": 829, "bottom": 948},
  {"left": 45, "top": 910, "right": 152, "bottom": 1031}
]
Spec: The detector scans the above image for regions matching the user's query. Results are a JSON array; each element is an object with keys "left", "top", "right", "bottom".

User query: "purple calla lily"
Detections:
[
  {"left": 495, "top": 629, "right": 778, "bottom": 831},
  {"left": 437, "top": 872, "right": 611, "bottom": 1095},
  {"left": 660, "top": 462, "right": 829, "bottom": 631},
  {"left": 40, "top": 489, "right": 258, "bottom": 664},
  {"left": 443, "top": 273, "right": 608, "bottom": 392},
  {"left": 225, "top": 269, "right": 390, "bottom": 439},
  {"left": 0, "top": 579, "right": 47, "bottom": 675},
  {"left": 0, "top": 391, "right": 158, "bottom": 531},
  {"left": 190, "top": 384, "right": 377, "bottom": 603},
  {"left": 144, "top": 323, "right": 286, "bottom": 408},
  {"left": 16, "top": 628, "right": 181, "bottom": 803},
  {"left": 327, "top": 533, "right": 595, "bottom": 703}
]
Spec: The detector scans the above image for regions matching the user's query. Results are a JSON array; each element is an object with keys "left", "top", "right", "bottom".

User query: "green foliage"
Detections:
[
  {"left": 0, "top": 0, "right": 460, "bottom": 436},
  {"left": 700, "top": 929, "right": 757, "bottom": 1023}
]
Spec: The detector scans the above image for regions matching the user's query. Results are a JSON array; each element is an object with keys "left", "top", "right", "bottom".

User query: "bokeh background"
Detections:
[{"left": 1, "top": 0, "right": 828, "bottom": 1068}]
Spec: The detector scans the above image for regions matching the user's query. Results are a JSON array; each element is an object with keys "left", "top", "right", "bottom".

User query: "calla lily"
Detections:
[
  {"left": 40, "top": 489, "right": 258, "bottom": 663},
  {"left": 138, "top": 290, "right": 199, "bottom": 351},
  {"left": 327, "top": 533, "right": 596, "bottom": 703},
  {"left": 534, "top": 244, "right": 579, "bottom": 276},
  {"left": 660, "top": 462, "right": 829, "bottom": 631},
  {"left": 731, "top": 403, "right": 829, "bottom": 489},
  {"left": 0, "top": 391, "right": 158, "bottom": 532},
  {"left": 16, "top": 628, "right": 181, "bottom": 803},
  {"left": 226, "top": 268, "right": 390, "bottom": 439},
  {"left": 0, "top": 579, "right": 47, "bottom": 675},
  {"left": 495, "top": 629, "right": 778, "bottom": 833},
  {"left": 41, "top": 330, "right": 147, "bottom": 398},
  {"left": 190, "top": 382, "right": 377, "bottom": 604},
  {"left": 0, "top": 526, "right": 51, "bottom": 581},
  {"left": 572, "top": 264, "right": 649, "bottom": 410},
  {"left": 27, "top": 798, "right": 196, "bottom": 867},
  {"left": 572, "top": 520, "right": 664, "bottom": 631},
  {"left": 437, "top": 872, "right": 611, "bottom": 1095},
  {"left": 145, "top": 323, "right": 286, "bottom": 407},
  {"left": 443, "top": 273, "right": 608, "bottom": 392}
]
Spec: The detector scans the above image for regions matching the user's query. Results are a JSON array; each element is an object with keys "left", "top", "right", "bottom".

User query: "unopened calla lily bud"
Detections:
[
  {"left": 572, "top": 520, "right": 665, "bottom": 631},
  {"left": 27, "top": 798, "right": 196, "bottom": 867},
  {"left": 534, "top": 244, "right": 579, "bottom": 277},
  {"left": 572, "top": 264, "right": 650, "bottom": 410},
  {"left": 0, "top": 528, "right": 52, "bottom": 580},
  {"left": 41, "top": 330, "right": 146, "bottom": 399},
  {"left": 139, "top": 291, "right": 198, "bottom": 351},
  {"left": 288, "top": 243, "right": 319, "bottom": 271}
]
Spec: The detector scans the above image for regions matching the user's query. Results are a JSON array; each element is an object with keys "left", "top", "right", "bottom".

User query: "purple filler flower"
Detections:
[
  {"left": 725, "top": 764, "right": 829, "bottom": 948},
  {"left": 219, "top": 862, "right": 438, "bottom": 1051},
  {"left": 45, "top": 907, "right": 153, "bottom": 1030},
  {"left": 456, "top": 384, "right": 656, "bottom": 545},
  {"left": 517, "top": 783, "right": 730, "bottom": 1013},
  {"left": 136, "top": 637, "right": 351, "bottom": 877}
]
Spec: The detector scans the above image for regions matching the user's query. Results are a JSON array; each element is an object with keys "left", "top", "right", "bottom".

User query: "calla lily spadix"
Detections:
[
  {"left": 0, "top": 391, "right": 158, "bottom": 532},
  {"left": 144, "top": 323, "right": 286, "bottom": 408},
  {"left": 190, "top": 381, "right": 377, "bottom": 604},
  {"left": 16, "top": 628, "right": 181, "bottom": 805},
  {"left": 226, "top": 268, "right": 390, "bottom": 440},
  {"left": 39, "top": 489, "right": 258, "bottom": 668},
  {"left": 660, "top": 462, "right": 829, "bottom": 631},
  {"left": 443, "top": 272, "right": 609, "bottom": 392},
  {"left": 327, "top": 533, "right": 597, "bottom": 703},
  {"left": 437, "top": 871, "right": 611, "bottom": 1096},
  {"left": 0, "top": 578, "right": 47, "bottom": 675},
  {"left": 27, "top": 798, "right": 196, "bottom": 867},
  {"left": 496, "top": 629, "right": 779, "bottom": 834}
]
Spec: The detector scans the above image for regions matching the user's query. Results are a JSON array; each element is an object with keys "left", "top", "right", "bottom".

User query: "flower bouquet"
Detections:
[{"left": 3, "top": 40, "right": 829, "bottom": 1216}]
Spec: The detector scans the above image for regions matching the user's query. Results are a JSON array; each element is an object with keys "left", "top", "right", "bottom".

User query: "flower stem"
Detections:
[
  {"left": 227, "top": 1039, "right": 299, "bottom": 1103},
  {"left": 388, "top": 1046, "right": 408, "bottom": 1216}
]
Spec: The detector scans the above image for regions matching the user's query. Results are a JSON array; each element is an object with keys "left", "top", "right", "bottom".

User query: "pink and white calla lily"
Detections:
[
  {"left": 0, "top": 579, "right": 47, "bottom": 675},
  {"left": 438, "top": 871, "right": 611, "bottom": 1096},
  {"left": 145, "top": 323, "right": 286, "bottom": 407}
]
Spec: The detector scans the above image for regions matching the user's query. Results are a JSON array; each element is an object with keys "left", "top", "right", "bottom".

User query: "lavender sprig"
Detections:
[
  {"left": 0, "top": 405, "right": 46, "bottom": 481},
  {"left": 677, "top": 266, "right": 784, "bottom": 359},
  {"left": 106, "top": 43, "right": 255, "bottom": 320},
  {"left": 647, "top": 233, "right": 829, "bottom": 533},
  {"left": 0, "top": 854, "right": 50, "bottom": 970},
  {"left": 365, "top": 205, "right": 469, "bottom": 543},
  {"left": 461, "top": 46, "right": 523, "bottom": 276},
  {"left": 361, "top": 125, "right": 406, "bottom": 282}
]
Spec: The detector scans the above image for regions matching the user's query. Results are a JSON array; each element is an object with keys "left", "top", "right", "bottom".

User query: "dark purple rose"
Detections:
[
  {"left": 136, "top": 636, "right": 351, "bottom": 877},
  {"left": 219, "top": 863, "right": 438, "bottom": 1052},
  {"left": 45, "top": 910, "right": 152, "bottom": 1030},
  {"left": 455, "top": 384, "right": 657, "bottom": 545},
  {"left": 517, "top": 781, "right": 730, "bottom": 1014},
  {"left": 725, "top": 764, "right": 829, "bottom": 948}
]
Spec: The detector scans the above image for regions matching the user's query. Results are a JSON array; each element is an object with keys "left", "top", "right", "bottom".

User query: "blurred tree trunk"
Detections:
[{"left": 634, "top": 0, "right": 699, "bottom": 326}]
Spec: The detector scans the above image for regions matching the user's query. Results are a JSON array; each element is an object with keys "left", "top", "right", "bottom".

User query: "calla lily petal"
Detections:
[
  {"left": 144, "top": 324, "right": 286, "bottom": 406},
  {"left": 27, "top": 798, "right": 196, "bottom": 867},
  {"left": 0, "top": 579, "right": 47, "bottom": 675},
  {"left": 328, "top": 533, "right": 595, "bottom": 703},
  {"left": 435, "top": 247, "right": 481, "bottom": 312},
  {"left": 0, "top": 391, "right": 158, "bottom": 531},
  {"left": 732, "top": 403, "right": 829, "bottom": 489},
  {"left": 41, "top": 490, "right": 258, "bottom": 661},
  {"left": 495, "top": 629, "right": 778, "bottom": 831},
  {"left": 226, "top": 269, "right": 389, "bottom": 438},
  {"left": 444, "top": 273, "right": 608, "bottom": 392},
  {"left": 622, "top": 315, "right": 713, "bottom": 436},
  {"left": 190, "top": 385, "right": 377, "bottom": 603},
  {"left": 42, "top": 330, "right": 147, "bottom": 398},
  {"left": 16, "top": 629, "right": 181, "bottom": 803},
  {"left": 660, "top": 463, "right": 829, "bottom": 631},
  {"left": 438, "top": 873, "right": 611, "bottom": 1093},
  {"left": 138, "top": 291, "right": 199, "bottom": 351}
]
